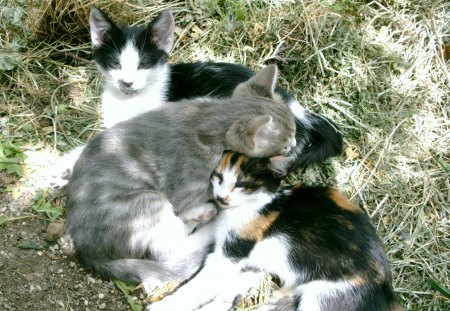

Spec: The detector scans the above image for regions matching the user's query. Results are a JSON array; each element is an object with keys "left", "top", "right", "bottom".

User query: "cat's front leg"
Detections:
[{"left": 147, "top": 253, "right": 237, "bottom": 311}]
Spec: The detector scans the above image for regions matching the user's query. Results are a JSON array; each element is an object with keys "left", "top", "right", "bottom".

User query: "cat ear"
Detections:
[
  {"left": 233, "top": 65, "right": 278, "bottom": 99},
  {"left": 269, "top": 155, "right": 295, "bottom": 178},
  {"left": 148, "top": 10, "right": 174, "bottom": 54},
  {"left": 226, "top": 114, "right": 279, "bottom": 157},
  {"left": 248, "top": 115, "right": 274, "bottom": 150},
  {"left": 90, "top": 7, "right": 115, "bottom": 49}
]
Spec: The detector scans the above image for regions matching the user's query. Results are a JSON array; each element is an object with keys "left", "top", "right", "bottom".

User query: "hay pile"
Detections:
[{"left": 1, "top": 0, "right": 449, "bottom": 310}]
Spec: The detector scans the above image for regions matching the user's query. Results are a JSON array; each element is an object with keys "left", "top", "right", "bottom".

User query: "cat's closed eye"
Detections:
[
  {"left": 110, "top": 59, "right": 121, "bottom": 69},
  {"left": 235, "top": 180, "right": 252, "bottom": 188},
  {"left": 211, "top": 171, "right": 223, "bottom": 184},
  {"left": 138, "top": 55, "right": 157, "bottom": 70}
]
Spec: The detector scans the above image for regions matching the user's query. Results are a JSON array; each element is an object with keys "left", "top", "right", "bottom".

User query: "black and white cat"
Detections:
[
  {"left": 89, "top": 7, "right": 173, "bottom": 128},
  {"left": 49, "top": 7, "right": 342, "bottom": 190},
  {"left": 149, "top": 151, "right": 403, "bottom": 311},
  {"left": 66, "top": 66, "right": 296, "bottom": 287}
]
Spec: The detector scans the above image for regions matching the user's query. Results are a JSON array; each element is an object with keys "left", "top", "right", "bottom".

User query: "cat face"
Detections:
[
  {"left": 226, "top": 66, "right": 297, "bottom": 157},
  {"left": 89, "top": 7, "right": 174, "bottom": 95},
  {"left": 211, "top": 151, "right": 292, "bottom": 209}
]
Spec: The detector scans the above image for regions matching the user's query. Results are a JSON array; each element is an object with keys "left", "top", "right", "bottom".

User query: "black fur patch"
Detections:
[{"left": 223, "top": 230, "right": 256, "bottom": 262}]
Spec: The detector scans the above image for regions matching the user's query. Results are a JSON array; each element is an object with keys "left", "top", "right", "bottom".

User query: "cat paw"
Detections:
[
  {"left": 48, "top": 167, "right": 72, "bottom": 190},
  {"left": 48, "top": 146, "right": 85, "bottom": 190},
  {"left": 179, "top": 203, "right": 218, "bottom": 234},
  {"left": 182, "top": 203, "right": 218, "bottom": 223}
]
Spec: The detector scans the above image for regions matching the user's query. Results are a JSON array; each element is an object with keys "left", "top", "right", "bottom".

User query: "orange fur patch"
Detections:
[
  {"left": 216, "top": 152, "right": 247, "bottom": 174},
  {"left": 216, "top": 151, "right": 233, "bottom": 172},
  {"left": 335, "top": 215, "right": 355, "bottom": 230},
  {"left": 239, "top": 212, "right": 280, "bottom": 241},
  {"left": 347, "top": 275, "right": 367, "bottom": 286},
  {"left": 328, "top": 190, "right": 360, "bottom": 212}
]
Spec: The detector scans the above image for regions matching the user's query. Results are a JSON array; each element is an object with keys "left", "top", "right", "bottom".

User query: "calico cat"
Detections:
[
  {"left": 66, "top": 65, "right": 296, "bottom": 286},
  {"left": 149, "top": 151, "right": 402, "bottom": 311},
  {"left": 49, "top": 7, "right": 342, "bottom": 190}
]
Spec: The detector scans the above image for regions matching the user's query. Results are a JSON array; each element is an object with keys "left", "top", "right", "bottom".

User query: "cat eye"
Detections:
[
  {"left": 235, "top": 180, "right": 252, "bottom": 188},
  {"left": 110, "top": 59, "right": 121, "bottom": 69},
  {"left": 137, "top": 62, "right": 149, "bottom": 70},
  {"left": 211, "top": 171, "right": 223, "bottom": 184},
  {"left": 138, "top": 55, "right": 155, "bottom": 69}
]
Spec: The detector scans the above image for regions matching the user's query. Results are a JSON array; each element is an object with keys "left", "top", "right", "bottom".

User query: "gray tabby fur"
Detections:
[{"left": 66, "top": 65, "right": 296, "bottom": 285}]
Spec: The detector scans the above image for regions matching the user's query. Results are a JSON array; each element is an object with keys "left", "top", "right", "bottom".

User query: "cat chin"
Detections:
[{"left": 119, "top": 87, "right": 139, "bottom": 95}]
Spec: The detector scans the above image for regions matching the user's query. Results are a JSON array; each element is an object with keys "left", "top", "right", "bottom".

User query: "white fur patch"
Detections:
[
  {"left": 288, "top": 100, "right": 310, "bottom": 126},
  {"left": 245, "top": 236, "right": 299, "bottom": 287},
  {"left": 128, "top": 203, "right": 187, "bottom": 261},
  {"left": 149, "top": 253, "right": 238, "bottom": 311},
  {"left": 296, "top": 279, "right": 353, "bottom": 311}
]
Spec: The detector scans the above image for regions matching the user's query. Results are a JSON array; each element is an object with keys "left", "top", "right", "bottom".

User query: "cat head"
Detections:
[
  {"left": 226, "top": 65, "right": 297, "bottom": 157},
  {"left": 211, "top": 151, "right": 295, "bottom": 209},
  {"left": 89, "top": 7, "right": 174, "bottom": 95}
]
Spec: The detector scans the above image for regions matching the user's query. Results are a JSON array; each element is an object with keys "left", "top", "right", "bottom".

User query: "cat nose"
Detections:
[
  {"left": 215, "top": 196, "right": 228, "bottom": 205},
  {"left": 120, "top": 80, "right": 133, "bottom": 88}
]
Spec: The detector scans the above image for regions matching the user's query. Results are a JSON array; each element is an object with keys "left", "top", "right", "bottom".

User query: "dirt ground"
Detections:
[{"left": 0, "top": 178, "right": 144, "bottom": 311}]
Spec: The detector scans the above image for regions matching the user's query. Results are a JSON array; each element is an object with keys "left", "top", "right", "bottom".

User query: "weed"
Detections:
[{"left": 31, "top": 189, "right": 64, "bottom": 221}]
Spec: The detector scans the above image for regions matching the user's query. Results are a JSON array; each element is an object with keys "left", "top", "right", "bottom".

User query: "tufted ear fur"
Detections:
[
  {"left": 90, "top": 7, "right": 116, "bottom": 49},
  {"left": 148, "top": 10, "right": 174, "bottom": 54},
  {"left": 226, "top": 115, "right": 278, "bottom": 157},
  {"left": 269, "top": 155, "right": 296, "bottom": 178},
  {"left": 233, "top": 65, "right": 278, "bottom": 99}
]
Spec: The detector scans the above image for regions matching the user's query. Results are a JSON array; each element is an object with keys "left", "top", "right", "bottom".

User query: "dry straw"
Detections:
[{"left": 1, "top": 0, "right": 449, "bottom": 310}]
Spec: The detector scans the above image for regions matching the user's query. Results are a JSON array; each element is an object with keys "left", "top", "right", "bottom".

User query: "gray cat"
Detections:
[{"left": 66, "top": 65, "right": 296, "bottom": 288}]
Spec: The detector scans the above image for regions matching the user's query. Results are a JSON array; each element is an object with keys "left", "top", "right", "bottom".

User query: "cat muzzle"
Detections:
[
  {"left": 119, "top": 80, "right": 138, "bottom": 95},
  {"left": 215, "top": 196, "right": 229, "bottom": 207}
]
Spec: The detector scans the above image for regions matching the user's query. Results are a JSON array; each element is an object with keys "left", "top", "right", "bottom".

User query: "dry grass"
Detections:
[{"left": 1, "top": 0, "right": 449, "bottom": 310}]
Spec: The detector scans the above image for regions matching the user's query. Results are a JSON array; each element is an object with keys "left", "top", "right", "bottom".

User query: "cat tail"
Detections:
[
  {"left": 288, "top": 100, "right": 343, "bottom": 170},
  {"left": 86, "top": 247, "right": 209, "bottom": 284}
]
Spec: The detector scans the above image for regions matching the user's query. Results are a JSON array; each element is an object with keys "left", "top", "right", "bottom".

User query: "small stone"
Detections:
[
  {"left": 57, "top": 269, "right": 63, "bottom": 274},
  {"left": 87, "top": 276, "right": 96, "bottom": 284},
  {"left": 99, "top": 303, "right": 106, "bottom": 309},
  {"left": 29, "top": 284, "right": 42, "bottom": 292},
  {"left": 44, "top": 222, "right": 65, "bottom": 241},
  {"left": 98, "top": 293, "right": 105, "bottom": 299},
  {"left": 69, "top": 261, "right": 76, "bottom": 268},
  {"left": 37, "top": 251, "right": 43, "bottom": 256},
  {"left": 84, "top": 299, "right": 88, "bottom": 306}
]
